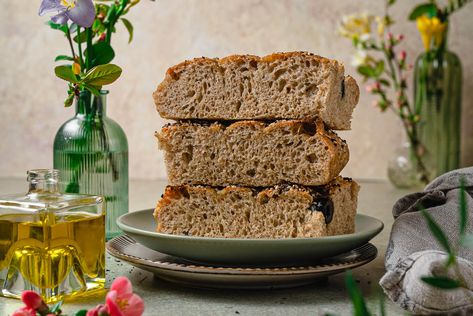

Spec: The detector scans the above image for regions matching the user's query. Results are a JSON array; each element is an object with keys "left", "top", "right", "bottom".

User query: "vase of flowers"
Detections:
[
  {"left": 339, "top": 0, "right": 432, "bottom": 188},
  {"left": 39, "top": 0, "right": 151, "bottom": 239},
  {"left": 53, "top": 90, "right": 128, "bottom": 239},
  {"left": 410, "top": 1, "right": 468, "bottom": 178}
]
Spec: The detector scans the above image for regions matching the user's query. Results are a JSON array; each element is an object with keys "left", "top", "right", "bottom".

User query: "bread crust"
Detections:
[{"left": 153, "top": 52, "right": 359, "bottom": 130}]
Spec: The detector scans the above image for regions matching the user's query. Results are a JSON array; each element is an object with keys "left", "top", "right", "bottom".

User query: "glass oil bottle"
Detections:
[{"left": 0, "top": 169, "right": 105, "bottom": 303}]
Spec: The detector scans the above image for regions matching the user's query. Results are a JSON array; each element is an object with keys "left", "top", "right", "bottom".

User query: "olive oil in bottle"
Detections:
[{"left": 0, "top": 169, "right": 105, "bottom": 303}]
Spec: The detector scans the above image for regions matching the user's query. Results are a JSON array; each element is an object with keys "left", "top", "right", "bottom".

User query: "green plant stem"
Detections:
[
  {"left": 106, "top": 22, "right": 113, "bottom": 44},
  {"left": 381, "top": 42, "right": 430, "bottom": 183},
  {"left": 77, "top": 27, "right": 84, "bottom": 70},
  {"left": 86, "top": 27, "right": 93, "bottom": 71},
  {"left": 65, "top": 26, "right": 77, "bottom": 60}
]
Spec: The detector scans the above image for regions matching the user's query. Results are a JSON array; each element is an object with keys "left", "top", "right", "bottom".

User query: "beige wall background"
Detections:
[{"left": 1, "top": 0, "right": 472, "bottom": 180}]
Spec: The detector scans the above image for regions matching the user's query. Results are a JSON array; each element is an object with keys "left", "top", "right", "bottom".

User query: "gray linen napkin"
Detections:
[{"left": 379, "top": 167, "right": 473, "bottom": 315}]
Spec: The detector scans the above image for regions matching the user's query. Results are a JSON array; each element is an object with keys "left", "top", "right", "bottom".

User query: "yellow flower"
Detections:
[
  {"left": 375, "top": 16, "right": 385, "bottom": 36},
  {"left": 339, "top": 13, "right": 375, "bottom": 41},
  {"left": 416, "top": 15, "right": 447, "bottom": 50}
]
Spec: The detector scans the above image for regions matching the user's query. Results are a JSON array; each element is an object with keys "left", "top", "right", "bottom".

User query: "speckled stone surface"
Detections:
[
  {"left": 1, "top": 1, "right": 473, "bottom": 181},
  {"left": 0, "top": 178, "right": 415, "bottom": 315}
]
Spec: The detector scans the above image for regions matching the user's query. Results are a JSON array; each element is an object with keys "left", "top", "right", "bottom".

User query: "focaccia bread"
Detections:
[
  {"left": 154, "top": 177, "right": 359, "bottom": 238},
  {"left": 156, "top": 119, "right": 349, "bottom": 187},
  {"left": 153, "top": 52, "right": 359, "bottom": 130}
]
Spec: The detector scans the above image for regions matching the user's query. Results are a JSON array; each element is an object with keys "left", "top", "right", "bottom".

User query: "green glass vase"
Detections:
[
  {"left": 53, "top": 90, "right": 128, "bottom": 240},
  {"left": 414, "top": 46, "right": 462, "bottom": 177}
]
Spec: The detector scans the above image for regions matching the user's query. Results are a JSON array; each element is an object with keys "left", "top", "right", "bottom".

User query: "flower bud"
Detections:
[
  {"left": 399, "top": 50, "right": 407, "bottom": 61},
  {"left": 99, "top": 33, "right": 107, "bottom": 42},
  {"left": 73, "top": 62, "right": 81, "bottom": 75},
  {"left": 21, "top": 291, "right": 43, "bottom": 310}
]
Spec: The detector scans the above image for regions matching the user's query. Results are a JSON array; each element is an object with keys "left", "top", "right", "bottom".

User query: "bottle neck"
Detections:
[
  {"left": 75, "top": 90, "right": 108, "bottom": 117},
  {"left": 27, "top": 169, "right": 59, "bottom": 195}
]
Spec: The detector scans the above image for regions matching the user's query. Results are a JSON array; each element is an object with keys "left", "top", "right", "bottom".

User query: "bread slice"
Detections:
[
  {"left": 156, "top": 119, "right": 349, "bottom": 187},
  {"left": 153, "top": 52, "right": 359, "bottom": 130},
  {"left": 154, "top": 177, "right": 359, "bottom": 238}
]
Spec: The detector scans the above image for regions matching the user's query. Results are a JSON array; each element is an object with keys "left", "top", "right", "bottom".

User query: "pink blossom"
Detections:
[
  {"left": 366, "top": 82, "right": 381, "bottom": 93},
  {"left": 387, "top": 32, "right": 393, "bottom": 41},
  {"left": 12, "top": 307, "right": 36, "bottom": 316},
  {"left": 87, "top": 304, "right": 109, "bottom": 316},
  {"left": 21, "top": 291, "right": 43, "bottom": 310},
  {"left": 396, "top": 34, "right": 404, "bottom": 41},
  {"left": 105, "top": 277, "right": 144, "bottom": 316},
  {"left": 398, "top": 50, "right": 407, "bottom": 61}
]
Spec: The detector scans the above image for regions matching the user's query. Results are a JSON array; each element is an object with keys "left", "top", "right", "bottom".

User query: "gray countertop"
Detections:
[{"left": 0, "top": 178, "right": 414, "bottom": 315}]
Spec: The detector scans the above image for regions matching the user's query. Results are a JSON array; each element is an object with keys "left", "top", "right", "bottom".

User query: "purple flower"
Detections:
[{"left": 39, "top": 0, "right": 96, "bottom": 28}]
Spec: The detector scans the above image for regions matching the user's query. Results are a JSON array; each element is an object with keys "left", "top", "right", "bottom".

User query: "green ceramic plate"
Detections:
[{"left": 117, "top": 209, "right": 383, "bottom": 265}]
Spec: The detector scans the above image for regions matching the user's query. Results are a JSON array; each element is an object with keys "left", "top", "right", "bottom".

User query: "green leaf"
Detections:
[
  {"left": 357, "top": 65, "right": 376, "bottom": 78},
  {"left": 421, "top": 276, "right": 461, "bottom": 289},
  {"left": 50, "top": 301, "right": 63, "bottom": 313},
  {"left": 408, "top": 3, "right": 437, "bottom": 20},
  {"left": 459, "top": 178, "right": 468, "bottom": 236},
  {"left": 55, "top": 55, "right": 74, "bottom": 62},
  {"left": 373, "top": 61, "right": 385, "bottom": 77},
  {"left": 421, "top": 208, "right": 453, "bottom": 256},
  {"left": 74, "top": 310, "right": 88, "bottom": 316},
  {"left": 83, "top": 84, "right": 101, "bottom": 96},
  {"left": 121, "top": 18, "right": 134, "bottom": 43},
  {"left": 388, "top": 0, "right": 396, "bottom": 5},
  {"left": 73, "top": 30, "right": 88, "bottom": 43},
  {"left": 82, "top": 64, "right": 122, "bottom": 87},
  {"left": 55, "top": 65, "right": 79, "bottom": 83},
  {"left": 47, "top": 21, "right": 68, "bottom": 33},
  {"left": 85, "top": 42, "right": 115, "bottom": 67},
  {"left": 64, "top": 93, "right": 75, "bottom": 107},
  {"left": 345, "top": 271, "right": 372, "bottom": 316}
]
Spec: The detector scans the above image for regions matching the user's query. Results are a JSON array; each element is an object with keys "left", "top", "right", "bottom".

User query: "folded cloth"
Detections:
[{"left": 380, "top": 167, "right": 473, "bottom": 315}]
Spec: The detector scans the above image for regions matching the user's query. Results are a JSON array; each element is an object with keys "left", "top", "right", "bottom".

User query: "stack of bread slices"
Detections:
[{"left": 152, "top": 52, "right": 360, "bottom": 238}]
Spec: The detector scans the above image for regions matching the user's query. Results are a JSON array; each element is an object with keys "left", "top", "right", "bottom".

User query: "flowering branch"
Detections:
[
  {"left": 339, "top": 0, "right": 431, "bottom": 184},
  {"left": 39, "top": 0, "right": 154, "bottom": 106},
  {"left": 13, "top": 277, "right": 144, "bottom": 316}
]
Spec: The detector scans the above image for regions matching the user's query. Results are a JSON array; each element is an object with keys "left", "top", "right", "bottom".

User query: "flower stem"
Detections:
[
  {"left": 77, "top": 27, "right": 84, "bottom": 70},
  {"left": 86, "top": 27, "right": 93, "bottom": 71},
  {"left": 65, "top": 25, "right": 77, "bottom": 60}
]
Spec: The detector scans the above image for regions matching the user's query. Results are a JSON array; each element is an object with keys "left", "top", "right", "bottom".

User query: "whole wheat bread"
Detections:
[
  {"left": 156, "top": 119, "right": 349, "bottom": 187},
  {"left": 154, "top": 177, "right": 359, "bottom": 238},
  {"left": 153, "top": 52, "right": 359, "bottom": 130}
]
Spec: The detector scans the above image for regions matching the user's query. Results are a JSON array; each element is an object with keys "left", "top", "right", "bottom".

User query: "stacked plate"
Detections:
[{"left": 107, "top": 209, "right": 383, "bottom": 289}]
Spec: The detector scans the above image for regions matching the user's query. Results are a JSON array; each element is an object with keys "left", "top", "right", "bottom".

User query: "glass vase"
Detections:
[
  {"left": 53, "top": 91, "right": 128, "bottom": 240},
  {"left": 388, "top": 142, "right": 431, "bottom": 189},
  {"left": 414, "top": 47, "right": 462, "bottom": 178}
]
